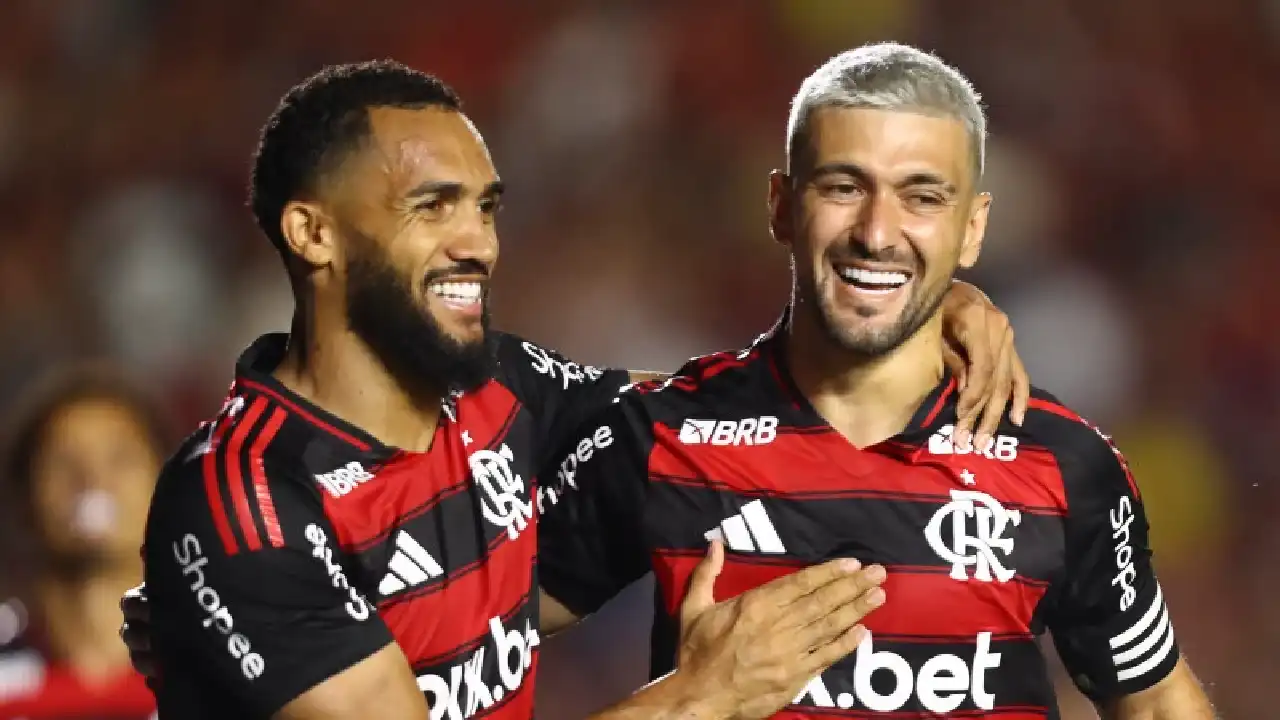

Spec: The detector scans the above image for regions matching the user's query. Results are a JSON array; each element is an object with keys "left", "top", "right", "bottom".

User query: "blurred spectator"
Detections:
[{"left": 0, "top": 366, "right": 164, "bottom": 719}]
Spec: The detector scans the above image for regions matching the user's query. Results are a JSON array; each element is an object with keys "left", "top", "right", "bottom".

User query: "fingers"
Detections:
[
  {"left": 941, "top": 345, "right": 967, "bottom": 393},
  {"left": 1008, "top": 335, "right": 1030, "bottom": 426},
  {"left": 120, "top": 621, "right": 158, "bottom": 678},
  {"left": 802, "top": 624, "right": 870, "bottom": 676},
  {"left": 952, "top": 325, "right": 991, "bottom": 451},
  {"left": 792, "top": 566, "right": 887, "bottom": 649},
  {"left": 760, "top": 557, "right": 864, "bottom": 607},
  {"left": 120, "top": 584, "right": 150, "bottom": 623},
  {"left": 680, "top": 541, "right": 725, "bottom": 627},
  {"left": 972, "top": 327, "right": 1015, "bottom": 450}
]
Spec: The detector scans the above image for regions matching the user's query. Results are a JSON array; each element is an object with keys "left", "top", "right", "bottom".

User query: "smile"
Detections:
[
  {"left": 835, "top": 265, "right": 911, "bottom": 295},
  {"left": 428, "top": 281, "right": 483, "bottom": 309}
]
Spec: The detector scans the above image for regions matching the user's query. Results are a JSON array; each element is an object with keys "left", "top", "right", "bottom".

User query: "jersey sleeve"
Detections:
[
  {"left": 494, "top": 333, "right": 631, "bottom": 467},
  {"left": 536, "top": 397, "right": 654, "bottom": 617},
  {"left": 1045, "top": 419, "right": 1180, "bottom": 702},
  {"left": 144, "top": 452, "right": 394, "bottom": 717}
]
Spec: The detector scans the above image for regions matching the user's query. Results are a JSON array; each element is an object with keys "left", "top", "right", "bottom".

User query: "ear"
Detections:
[
  {"left": 768, "top": 170, "right": 794, "bottom": 248},
  {"left": 280, "top": 200, "right": 338, "bottom": 270},
  {"left": 957, "top": 192, "right": 991, "bottom": 269}
]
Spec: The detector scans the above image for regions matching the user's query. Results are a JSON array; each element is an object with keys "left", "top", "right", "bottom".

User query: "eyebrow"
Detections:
[
  {"left": 810, "top": 162, "right": 957, "bottom": 194},
  {"left": 404, "top": 180, "right": 505, "bottom": 200}
]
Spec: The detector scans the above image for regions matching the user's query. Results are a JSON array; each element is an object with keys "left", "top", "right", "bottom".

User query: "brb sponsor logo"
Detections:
[
  {"left": 522, "top": 341, "right": 604, "bottom": 389},
  {"left": 315, "top": 461, "right": 375, "bottom": 498},
  {"left": 928, "top": 424, "right": 1018, "bottom": 461},
  {"left": 794, "top": 631, "right": 1001, "bottom": 713},
  {"left": 1110, "top": 495, "right": 1138, "bottom": 611},
  {"left": 925, "top": 489, "right": 1021, "bottom": 583},
  {"left": 304, "top": 524, "right": 373, "bottom": 621},
  {"left": 172, "top": 534, "right": 265, "bottom": 679},
  {"left": 417, "top": 615, "right": 541, "bottom": 720},
  {"left": 472, "top": 444, "right": 534, "bottom": 541},
  {"left": 678, "top": 416, "right": 777, "bottom": 446}
]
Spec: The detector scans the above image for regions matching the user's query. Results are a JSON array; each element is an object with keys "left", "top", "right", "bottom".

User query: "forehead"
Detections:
[
  {"left": 351, "top": 106, "right": 497, "bottom": 193},
  {"left": 804, "top": 107, "right": 971, "bottom": 183}
]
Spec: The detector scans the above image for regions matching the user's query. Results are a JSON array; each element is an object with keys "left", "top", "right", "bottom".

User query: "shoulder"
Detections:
[
  {"left": 492, "top": 332, "right": 609, "bottom": 392},
  {"left": 1017, "top": 387, "right": 1138, "bottom": 500},
  {"left": 617, "top": 345, "right": 774, "bottom": 420}
]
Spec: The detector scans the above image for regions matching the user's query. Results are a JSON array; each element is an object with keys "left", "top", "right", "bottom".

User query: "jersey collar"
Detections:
[
  {"left": 758, "top": 305, "right": 958, "bottom": 440},
  {"left": 232, "top": 333, "right": 394, "bottom": 454}
]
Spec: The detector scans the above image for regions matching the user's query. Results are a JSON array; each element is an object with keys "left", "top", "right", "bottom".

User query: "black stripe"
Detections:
[{"left": 645, "top": 482, "right": 1067, "bottom": 584}]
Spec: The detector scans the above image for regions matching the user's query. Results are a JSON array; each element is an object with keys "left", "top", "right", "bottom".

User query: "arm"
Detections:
[
  {"left": 144, "top": 456, "right": 425, "bottom": 719},
  {"left": 536, "top": 398, "right": 656, "bottom": 630},
  {"left": 1043, "top": 411, "right": 1215, "bottom": 719},
  {"left": 1099, "top": 660, "right": 1216, "bottom": 720}
]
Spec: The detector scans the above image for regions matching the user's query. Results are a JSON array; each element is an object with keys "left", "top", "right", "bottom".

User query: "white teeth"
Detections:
[
  {"left": 838, "top": 267, "right": 909, "bottom": 287},
  {"left": 429, "top": 281, "right": 482, "bottom": 304}
]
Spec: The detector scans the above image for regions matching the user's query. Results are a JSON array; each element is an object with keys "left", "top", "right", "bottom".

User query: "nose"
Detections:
[
  {"left": 445, "top": 212, "right": 498, "bottom": 269},
  {"left": 852, "top": 189, "right": 901, "bottom": 254}
]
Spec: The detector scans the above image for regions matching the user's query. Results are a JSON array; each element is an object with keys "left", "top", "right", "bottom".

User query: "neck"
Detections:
[
  {"left": 274, "top": 310, "right": 444, "bottom": 451},
  {"left": 785, "top": 307, "right": 944, "bottom": 448},
  {"left": 38, "top": 563, "right": 138, "bottom": 683}
]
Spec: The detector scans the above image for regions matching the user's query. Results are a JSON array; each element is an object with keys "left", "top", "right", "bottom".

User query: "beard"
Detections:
[
  {"left": 345, "top": 246, "right": 494, "bottom": 398},
  {"left": 806, "top": 252, "right": 952, "bottom": 359}
]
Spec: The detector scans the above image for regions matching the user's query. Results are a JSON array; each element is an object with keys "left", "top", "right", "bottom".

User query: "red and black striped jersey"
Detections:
[
  {"left": 539, "top": 317, "right": 1180, "bottom": 718},
  {"left": 143, "top": 332, "right": 628, "bottom": 720}
]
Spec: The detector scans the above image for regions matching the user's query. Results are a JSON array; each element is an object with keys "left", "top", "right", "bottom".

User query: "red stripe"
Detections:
[
  {"left": 1028, "top": 397, "right": 1140, "bottom": 498},
  {"left": 200, "top": 417, "right": 239, "bottom": 555},
  {"left": 378, "top": 529, "right": 535, "bottom": 665},
  {"left": 650, "top": 424, "right": 1068, "bottom": 511},
  {"left": 1027, "top": 397, "right": 1080, "bottom": 422},
  {"left": 250, "top": 407, "right": 288, "bottom": 548},
  {"left": 920, "top": 376, "right": 957, "bottom": 426},
  {"left": 226, "top": 397, "right": 268, "bottom": 552},
  {"left": 237, "top": 379, "right": 372, "bottom": 451},
  {"left": 323, "top": 383, "right": 520, "bottom": 552},
  {"left": 652, "top": 552, "right": 1046, "bottom": 639}
]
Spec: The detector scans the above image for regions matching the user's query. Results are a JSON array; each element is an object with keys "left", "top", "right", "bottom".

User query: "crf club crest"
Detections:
[
  {"left": 924, "top": 489, "right": 1022, "bottom": 583},
  {"left": 470, "top": 445, "right": 534, "bottom": 540}
]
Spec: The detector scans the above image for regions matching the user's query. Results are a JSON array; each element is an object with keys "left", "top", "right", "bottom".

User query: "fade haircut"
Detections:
[
  {"left": 786, "top": 42, "right": 986, "bottom": 180},
  {"left": 250, "top": 60, "right": 463, "bottom": 257}
]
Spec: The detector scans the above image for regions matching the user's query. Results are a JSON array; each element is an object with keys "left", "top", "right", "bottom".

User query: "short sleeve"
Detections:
[
  {"left": 493, "top": 333, "right": 631, "bottom": 467},
  {"left": 537, "top": 398, "right": 654, "bottom": 617},
  {"left": 1047, "top": 423, "right": 1179, "bottom": 702},
  {"left": 144, "top": 455, "right": 393, "bottom": 718}
]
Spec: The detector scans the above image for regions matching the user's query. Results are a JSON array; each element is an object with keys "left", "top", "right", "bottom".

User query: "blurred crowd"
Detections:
[{"left": 0, "top": 0, "right": 1276, "bottom": 717}]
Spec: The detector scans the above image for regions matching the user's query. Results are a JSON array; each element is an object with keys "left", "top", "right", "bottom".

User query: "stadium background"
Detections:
[{"left": 0, "top": 0, "right": 1275, "bottom": 717}]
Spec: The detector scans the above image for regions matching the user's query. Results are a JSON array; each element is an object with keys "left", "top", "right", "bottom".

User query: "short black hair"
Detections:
[
  {"left": 4, "top": 364, "right": 170, "bottom": 516},
  {"left": 250, "top": 60, "right": 463, "bottom": 256}
]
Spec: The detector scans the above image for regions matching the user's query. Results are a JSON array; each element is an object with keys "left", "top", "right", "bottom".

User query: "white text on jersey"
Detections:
[
  {"left": 928, "top": 424, "right": 1018, "bottom": 461},
  {"left": 521, "top": 341, "right": 604, "bottom": 390},
  {"left": 417, "top": 615, "right": 541, "bottom": 720},
  {"left": 172, "top": 534, "right": 265, "bottom": 680},
  {"left": 304, "top": 523, "right": 372, "bottom": 620},
  {"left": 1110, "top": 495, "right": 1138, "bottom": 611},
  {"left": 678, "top": 417, "right": 777, "bottom": 446},
  {"left": 793, "top": 631, "right": 1000, "bottom": 713},
  {"left": 315, "top": 461, "right": 375, "bottom": 498}
]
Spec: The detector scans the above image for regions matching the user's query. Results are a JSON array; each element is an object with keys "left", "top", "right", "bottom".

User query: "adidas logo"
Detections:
[
  {"left": 704, "top": 499, "right": 786, "bottom": 553},
  {"left": 378, "top": 532, "right": 444, "bottom": 597}
]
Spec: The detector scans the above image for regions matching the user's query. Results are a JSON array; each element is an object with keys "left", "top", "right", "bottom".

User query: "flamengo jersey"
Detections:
[
  {"left": 539, "top": 317, "right": 1180, "bottom": 718},
  {"left": 144, "top": 332, "right": 627, "bottom": 719}
]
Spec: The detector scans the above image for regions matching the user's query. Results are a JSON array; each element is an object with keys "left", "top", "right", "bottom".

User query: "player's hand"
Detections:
[
  {"left": 118, "top": 584, "right": 157, "bottom": 681},
  {"left": 940, "top": 279, "right": 1030, "bottom": 451},
  {"left": 674, "top": 542, "right": 886, "bottom": 720}
]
